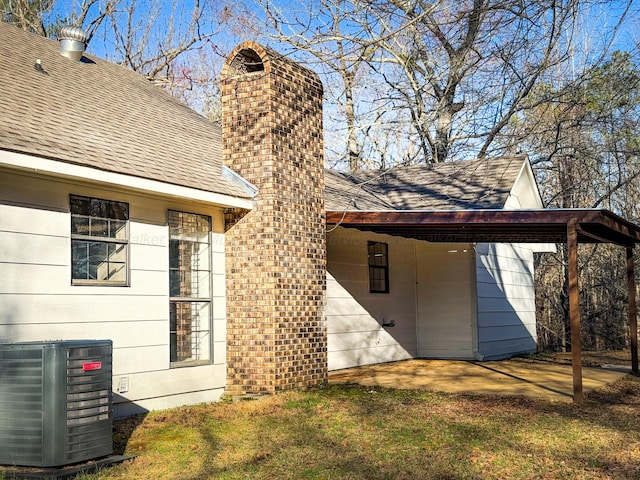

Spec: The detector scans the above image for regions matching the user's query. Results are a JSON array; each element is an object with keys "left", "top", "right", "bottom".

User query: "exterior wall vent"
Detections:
[
  {"left": 0, "top": 340, "right": 113, "bottom": 467},
  {"left": 58, "top": 25, "right": 87, "bottom": 61}
]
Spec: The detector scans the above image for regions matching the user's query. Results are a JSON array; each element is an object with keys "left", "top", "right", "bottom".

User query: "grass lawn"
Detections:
[
  {"left": 1, "top": 354, "right": 638, "bottom": 480},
  {"left": 79, "top": 371, "right": 638, "bottom": 480}
]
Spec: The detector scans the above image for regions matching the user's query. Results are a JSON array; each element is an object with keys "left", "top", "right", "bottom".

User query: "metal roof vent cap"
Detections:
[{"left": 58, "top": 25, "right": 87, "bottom": 61}]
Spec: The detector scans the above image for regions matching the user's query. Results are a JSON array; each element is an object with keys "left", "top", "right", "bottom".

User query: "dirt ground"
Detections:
[{"left": 328, "top": 351, "right": 634, "bottom": 402}]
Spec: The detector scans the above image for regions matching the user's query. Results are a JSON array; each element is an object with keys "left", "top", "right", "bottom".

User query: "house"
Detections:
[
  {"left": 0, "top": 23, "right": 326, "bottom": 416},
  {"left": 1, "top": 22, "right": 637, "bottom": 416},
  {"left": 0, "top": 23, "right": 256, "bottom": 417},
  {"left": 324, "top": 158, "right": 552, "bottom": 371}
]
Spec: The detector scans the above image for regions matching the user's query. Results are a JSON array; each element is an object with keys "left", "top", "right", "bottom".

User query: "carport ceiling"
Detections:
[{"left": 326, "top": 208, "right": 640, "bottom": 247}]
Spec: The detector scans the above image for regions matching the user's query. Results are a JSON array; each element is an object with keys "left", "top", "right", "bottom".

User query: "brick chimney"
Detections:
[{"left": 221, "top": 42, "right": 326, "bottom": 394}]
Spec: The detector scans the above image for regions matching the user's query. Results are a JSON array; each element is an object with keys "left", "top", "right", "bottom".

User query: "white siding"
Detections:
[
  {"left": 475, "top": 243, "right": 537, "bottom": 359},
  {"left": 326, "top": 227, "right": 416, "bottom": 370},
  {"left": 415, "top": 243, "right": 476, "bottom": 359},
  {"left": 0, "top": 168, "right": 228, "bottom": 416}
]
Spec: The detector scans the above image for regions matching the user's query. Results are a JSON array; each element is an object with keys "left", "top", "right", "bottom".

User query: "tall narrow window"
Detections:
[
  {"left": 70, "top": 195, "right": 129, "bottom": 285},
  {"left": 368, "top": 241, "right": 389, "bottom": 293},
  {"left": 168, "top": 211, "right": 212, "bottom": 365}
]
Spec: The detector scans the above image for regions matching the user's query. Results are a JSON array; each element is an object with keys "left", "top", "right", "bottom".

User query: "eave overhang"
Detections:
[{"left": 1, "top": 149, "right": 254, "bottom": 210}]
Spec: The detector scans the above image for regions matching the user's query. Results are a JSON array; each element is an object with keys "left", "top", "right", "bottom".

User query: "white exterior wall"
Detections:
[
  {"left": 472, "top": 160, "right": 542, "bottom": 359},
  {"left": 326, "top": 228, "right": 479, "bottom": 368},
  {"left": 326, "top": 227, "right": 417, "bottom": 370},
  {"left": 0, "top": 168, "right": 228, "bottom": 417},
  {"left": 415, "top": 243, "right": 476, "bottom": 359},
  {"left": 475, "top": 243, "right": 537, "bottom": 359}
]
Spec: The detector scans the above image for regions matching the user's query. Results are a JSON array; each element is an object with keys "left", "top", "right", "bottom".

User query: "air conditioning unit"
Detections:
[{"left": 0, "top": 340, "right": 113, "bottom": 467}]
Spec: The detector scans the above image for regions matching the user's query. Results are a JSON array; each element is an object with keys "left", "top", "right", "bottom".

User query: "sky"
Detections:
[{"left": 42, "top": 0, "right": 640, "bottom": 167}]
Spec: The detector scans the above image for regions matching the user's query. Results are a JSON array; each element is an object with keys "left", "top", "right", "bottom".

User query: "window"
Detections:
[
  {"left": 70, "top": 195, "right": 129, "bottom": 285},
  {"left": 368, "top": 241, "right": 389, "bottom": 293},
  {"left": 168, "top": 211, "right": 212, "bottom": 365}
]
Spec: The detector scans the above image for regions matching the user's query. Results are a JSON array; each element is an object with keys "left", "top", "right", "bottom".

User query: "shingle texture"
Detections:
[
  {"left": 325, "top": 156, "right": 526, "bottom": 211},
  {"left": 0, "top": 22, "right": 250, "bottom": 200}
]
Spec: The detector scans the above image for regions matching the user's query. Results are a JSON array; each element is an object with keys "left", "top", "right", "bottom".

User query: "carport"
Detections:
[{"left": 326, "top": 208, "right": 640, "bottom": 404}]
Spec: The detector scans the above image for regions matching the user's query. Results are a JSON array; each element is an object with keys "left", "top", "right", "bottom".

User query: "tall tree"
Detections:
[
  {"left": 255, "top": 0, "right": 378, "bottom": 170},
  {"left": 255, "top": 0, "right": 632, "bottom": 167},
  {"left": 361, "top": 0, "right": 633, "bottom": 163},
  {"left": 1, "top": 0, "right": 114, "bottom": 41},
  {"left": 522, "top": 51, "right": 640, "bottom": 351}
]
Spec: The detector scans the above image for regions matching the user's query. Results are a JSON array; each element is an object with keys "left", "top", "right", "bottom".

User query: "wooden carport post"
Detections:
[
  {"left": 628, "top": 247, "right": 639, "bottom": 375},
  {"left": 567, "top": 218, "right": 583, "bottom": 404}
]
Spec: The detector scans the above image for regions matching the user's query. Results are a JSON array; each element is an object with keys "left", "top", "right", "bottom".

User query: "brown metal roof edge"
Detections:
[{"left": 325, "top": 208, "right": 640, "bottom": 246}]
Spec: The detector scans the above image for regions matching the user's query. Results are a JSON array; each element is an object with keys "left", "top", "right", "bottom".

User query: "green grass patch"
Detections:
[{"left": 5, "top": 375, "right": 639, "bottom": 480}]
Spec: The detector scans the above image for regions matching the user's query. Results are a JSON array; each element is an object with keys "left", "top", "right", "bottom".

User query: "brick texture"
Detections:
[{"left": 221, "top": 42, "right": 327, "bottom": 394}]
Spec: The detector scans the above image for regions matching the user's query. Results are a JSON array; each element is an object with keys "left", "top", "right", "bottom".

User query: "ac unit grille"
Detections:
[
  {"left": 64, "top": 344, "right": 113, "bottom": 462},
  {"left": 0, "top": 348, "right": 45, "bottom": 464},
  {"left": 0, "top": 340, "right": 113, "bottom": 467}
]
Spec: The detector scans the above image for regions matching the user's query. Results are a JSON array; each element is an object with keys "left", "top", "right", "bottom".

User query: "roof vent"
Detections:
[{"left": 58, "top": 25, "right": 87, "bottom": 61}]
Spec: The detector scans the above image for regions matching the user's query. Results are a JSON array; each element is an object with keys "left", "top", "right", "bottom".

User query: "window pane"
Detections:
[
  {"left": 87, "top": 242, "right": 105, "bottom": 280},
  {"left": 197, "top": 242, "right": 211, "bottom": 270},
  {"left": 169, "top": 270, "right": 211, "bottom": 298},
  {"left": 168, "top": 211, "right": 182, "bottom": 238},
  {"left": 169, "top": 271, "right": 182, "bottom": 297},
  {"left": 88, "top": 241, "right": 107, "bottom": 261},
  {"left": 111, "top": 220, "right": 127, "bottom": 240},
  {"left": 110, "top": 201, "right": 129, "bottom": 221},
  {"left": 70, "top": 196, "right": 91, "bottom": 216},
  {"left": 107, "top": 262, "right": 126, "bottom": 282},
  {"left": 196, "top": 271, "right": 211, "bottom": 295},
  {"left": 169, "top": 240, "right": 179, "bottom": 269},
  {"left": 71, "top": 241, "right": 89, "bottom": 279},
  {"left": 71, "top": 216, "right": 90, "bottom": 236},
  {"left": 89, "top": 198, "right": 108, "bottom": 218},
  {"left": 90, "top": 218, "right": 109, "bottom": 237},
  {"left": 107, "top": 243, "right": 126, "bottom": 263},
  {"left": 170, "top": 301, "right": 210, "bottom": 362}
]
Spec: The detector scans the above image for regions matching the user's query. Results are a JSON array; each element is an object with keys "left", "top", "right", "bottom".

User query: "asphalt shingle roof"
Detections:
[
  {"left": 0, "top": 21, "right": 250, "bottom": 200},
  {"left": 325, "top": 156, "right": 526, "bottom": 211},
  {"left": 0, "top": 23, "right": 527, "bottom": 210}
]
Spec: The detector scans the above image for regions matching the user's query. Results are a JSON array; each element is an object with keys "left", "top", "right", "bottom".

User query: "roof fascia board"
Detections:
[
  {"left": 325, "top": 209, "right": 640, "bottom": 246},
  {"left": 1, "top": 149, "right": 254, "bottom": 210}
]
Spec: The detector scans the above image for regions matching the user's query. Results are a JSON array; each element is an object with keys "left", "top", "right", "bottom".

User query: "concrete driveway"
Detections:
[{"left": 328, "top": 359, "right": 630, "bottom": 402}]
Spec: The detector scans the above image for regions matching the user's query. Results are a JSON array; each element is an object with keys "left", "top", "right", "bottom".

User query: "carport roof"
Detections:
[{"left": 326, "top": 208, "right": 640, "bottom": 247}]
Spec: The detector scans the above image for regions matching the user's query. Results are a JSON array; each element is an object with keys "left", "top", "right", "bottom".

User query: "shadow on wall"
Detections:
[
  {"left": 0, "top": 305, "right": 19, "bottom": 344},
  {"left": 326, "top": 228, "right": 539, "bottom": 368},
  {"left": 112, "top": 392, "right": 151, "bottom": 419}
]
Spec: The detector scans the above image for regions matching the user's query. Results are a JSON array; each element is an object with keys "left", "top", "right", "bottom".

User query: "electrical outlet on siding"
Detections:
[{"left": 116, "top": 376, "right": 129, "bottom": 394}]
